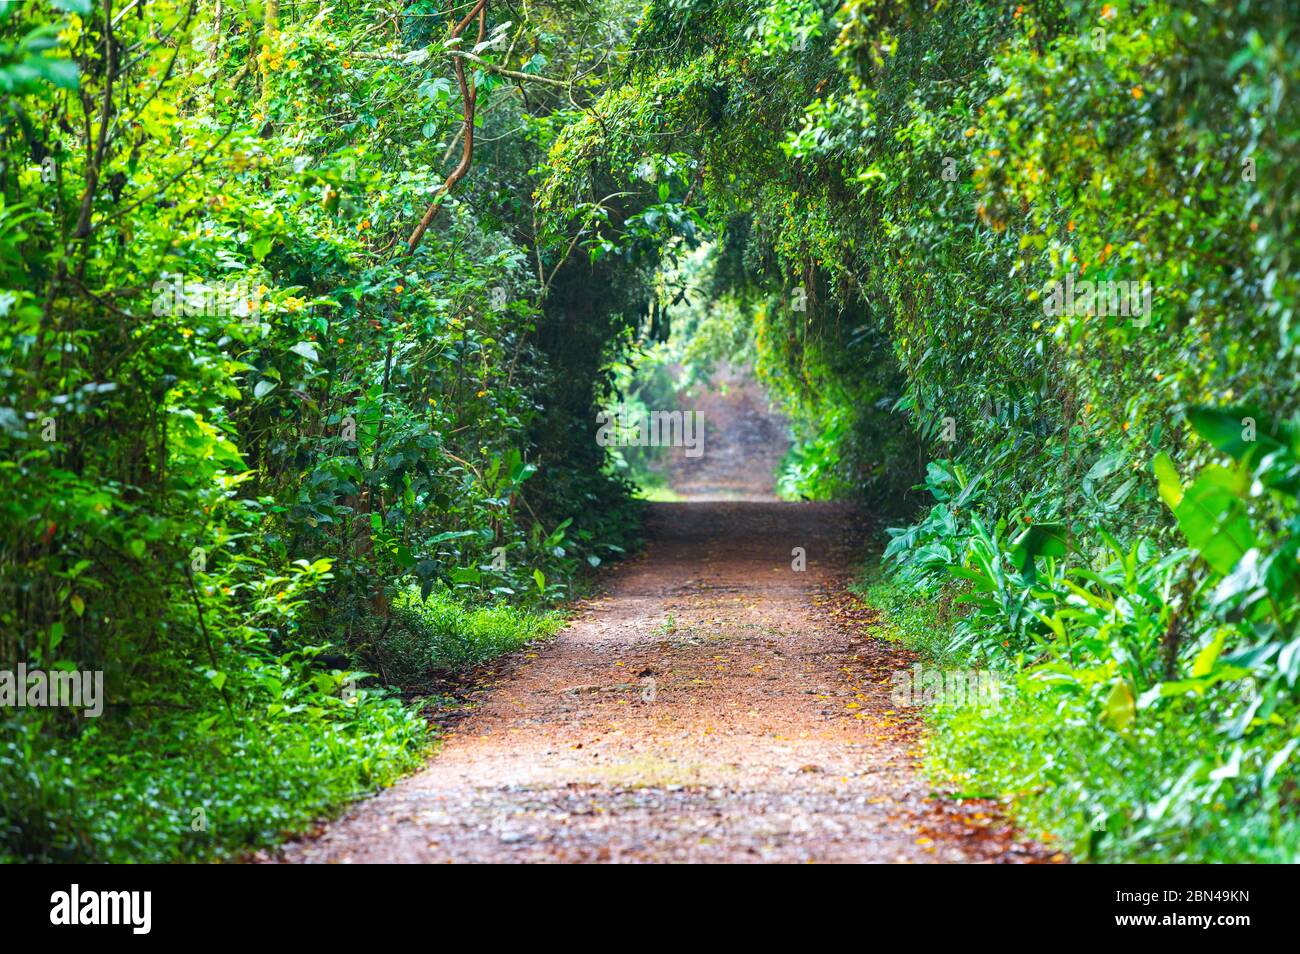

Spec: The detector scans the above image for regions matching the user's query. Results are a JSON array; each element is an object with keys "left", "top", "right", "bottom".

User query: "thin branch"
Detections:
[
  {"left": 406, "top": 0, "right": 488, "bottom": 255},
  {"left": 447, "top": 50, "right": 571, "bottom": 88}
]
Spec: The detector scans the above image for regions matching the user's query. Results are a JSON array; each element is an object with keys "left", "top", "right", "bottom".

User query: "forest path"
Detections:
[{"left": 272, "top": 501, "right": 1049, "bottom": 863}]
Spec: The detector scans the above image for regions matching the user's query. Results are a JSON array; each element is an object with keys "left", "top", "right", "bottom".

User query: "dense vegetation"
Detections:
[
  {"left": 0, "top": 0, "right": 650, "bottom": 861},
  {"left": 3, "top": 0, "right": 1297, "bottom": 862}
]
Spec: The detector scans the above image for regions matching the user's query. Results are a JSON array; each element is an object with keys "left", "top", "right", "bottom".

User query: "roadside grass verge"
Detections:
[
  {"left": 854, "top": 563, "right": 1300, "bottom": 864},
  {"left": 1, "top": 589, "right": 563, "bottom": 863}
]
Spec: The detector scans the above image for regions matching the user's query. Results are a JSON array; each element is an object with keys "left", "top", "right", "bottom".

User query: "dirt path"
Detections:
[
  {"left": 271, "top": 368, "right": 1051, "bottom": 863},
  {"left": 665, "top": 363, "right": 790, "bottom": 500},
  {"left": 272, "top": 500, "right": 1048, "bottom": 863}
]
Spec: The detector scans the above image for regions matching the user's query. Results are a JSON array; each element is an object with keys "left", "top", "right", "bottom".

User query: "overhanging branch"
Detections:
[{"left": 406, "top": 0, "right": 488, "bottom": 255}]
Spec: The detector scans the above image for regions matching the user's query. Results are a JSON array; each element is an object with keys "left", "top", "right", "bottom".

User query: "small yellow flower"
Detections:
[{"left": 1131, "top": 86, "right": 1144, "bottom": 99}]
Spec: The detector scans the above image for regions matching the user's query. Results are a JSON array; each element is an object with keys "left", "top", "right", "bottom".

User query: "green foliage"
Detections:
[
  {"left": 1, "top": 682, "right": 427, "bottom": 864},
  {"left": 853, "top": 573, "right": 959, "bottom": 664},
  {"left": 380, "top": 587, "right": 562, "bottom": 687},
  {"left": 875, "top": 409, "right": 1300, "bottom": 861},
  {"left": 0, "top": 0, "right": 651, "bottom": 861},
  {"left": 929, "top": 674, "right": 1300, "bottom": 863}
]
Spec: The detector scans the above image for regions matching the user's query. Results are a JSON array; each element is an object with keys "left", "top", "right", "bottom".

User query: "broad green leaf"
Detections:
[
  {"left": 1173, "top": 466, "right": 1255, "bottom": 574},
  {"left": 1188, "top": 406, "right": 1275, "bottom": 460},
  {"left": 1192, "top": 628, "right": 1229, "bottom": 678},
  {"left": 1101, "top": 679, "right": 1135, "bottom": 731},
  {"left": 450, "top": 566, "right": 480, "bottom": 584},
  {"left": 1011, "top": 522, "right": 1067, "bottom": 577},
  {"left": 290, "top": 341, "right": 320, "bottom": 362},
  {"left": 1152, "top": 451, "right": 1183, "bottom": 508}
]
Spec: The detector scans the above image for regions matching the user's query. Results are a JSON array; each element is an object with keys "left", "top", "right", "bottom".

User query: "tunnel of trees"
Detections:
[{"left": 1, "top": 0, "right": 1297, "bottom": 863}]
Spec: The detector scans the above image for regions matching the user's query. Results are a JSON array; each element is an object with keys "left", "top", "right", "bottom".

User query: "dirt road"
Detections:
[{"left": 271, "top": 369, "right": 1049, "bottom": 863}]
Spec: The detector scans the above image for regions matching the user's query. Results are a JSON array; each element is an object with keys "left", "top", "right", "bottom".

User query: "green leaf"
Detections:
[
  {"left": 1085, "top": 451, "right": 1125, "bottom": 482},
  {"left": 1192, "top": 628, "right": 1229, "bottom": 678},
  {"left": 1188, "top": 406, "right": 1272, "bottom": 460},
  {"left": 289, "top": 341, "right": 320, "bottom": 363},
  {"left": 69, "top": 594, "right": 85, "bottom": 617},
  {"left": 1264, "top": 739, "right": 1299, "bottom": 787},
  {"left": 1173, "top": 466, "right": 1256, "bottom": 574},
  {"left": 1152, "top": 451, "right": 1183, "bottom": 508},
  {"left": 1101, "top": 679, "right": 1135, "bottom": 731},
  {"left": 1011, "top": 522, "right": 1068, "bottom": 576},
  {"left": 426, "top": 530, "right": 477, "bottom": 544},
  {"left": 533, "top": 568, "right": 545, "bottom": 593},
  {"left": 30, "top": 57, "right": 80, "bottom": 89},
  {"left": 450, "top": 566, "right": 480, "bottom": 584}
]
